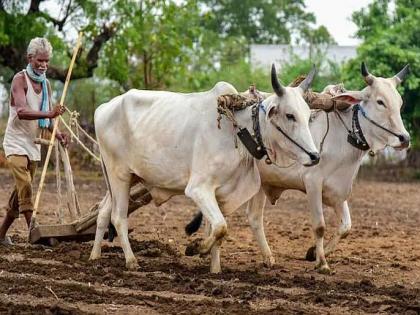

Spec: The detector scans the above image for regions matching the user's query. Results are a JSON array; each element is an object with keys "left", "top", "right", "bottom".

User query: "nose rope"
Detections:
[
  {"left": 255, "top": 101, "right": 319, "bottom": 164},
  {"left": 269, "top": 118, "right": 318, "bottom": 161},
  {"left": 335, "top": 104, "right": 407, "bottom": 154},
  {"left": 358, "top": 105, "right": 406, "bottom": 142}
]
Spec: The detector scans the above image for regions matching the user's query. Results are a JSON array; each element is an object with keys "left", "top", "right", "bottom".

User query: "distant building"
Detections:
[{"left": 250, "top": 44, "right": 357, "bottom": 70}]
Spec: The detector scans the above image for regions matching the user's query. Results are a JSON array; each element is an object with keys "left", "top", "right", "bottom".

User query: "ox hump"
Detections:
[{"left": 212, "top": 81, "right": 238, "bottom": 96}]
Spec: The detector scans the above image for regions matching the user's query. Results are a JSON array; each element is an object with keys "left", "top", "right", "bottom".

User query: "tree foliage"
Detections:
[
  {"left": 200, "top": 0, "right": 334, "bottom": 44},
  {"left": 0, "top": 0, "right": 115, "bottom": 82},
  {"left": 0, "top": 0, "right": 337, "bottom": 121},
  {"left": 341, "top": 0, "right": 420, "bottom": 145},
  {"left": 98, "top": 0, "right": 203, "bottom": 90}
]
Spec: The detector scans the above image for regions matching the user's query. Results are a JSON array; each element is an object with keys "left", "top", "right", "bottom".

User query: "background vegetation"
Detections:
[{"left": 0, "top": 0, "right": 418, "bottom": 147}]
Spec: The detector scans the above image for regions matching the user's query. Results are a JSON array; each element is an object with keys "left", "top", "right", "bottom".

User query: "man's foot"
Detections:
[{"left": 0, "top": 236, "right": 13, "bottom": 246}]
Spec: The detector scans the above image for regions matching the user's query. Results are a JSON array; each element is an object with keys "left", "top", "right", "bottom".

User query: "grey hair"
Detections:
[{"left": 27, "top": 37, "right": 53, "bottom": 57}]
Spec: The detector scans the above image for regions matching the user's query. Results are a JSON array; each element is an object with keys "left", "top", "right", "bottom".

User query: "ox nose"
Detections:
[
  {"left": 308, "top": 152, "right": 320, "bottom": 166},
  {"left": 398, "top": 134, "right": 410, "bottom": 149}
]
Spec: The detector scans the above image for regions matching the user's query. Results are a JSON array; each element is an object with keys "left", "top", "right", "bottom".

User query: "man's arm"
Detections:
[
  {"left": 46, "top": 80, "right": 70, "bottom": 147},
  {"left": 11, "top": 74, "right": 64, "bottom": 120}
]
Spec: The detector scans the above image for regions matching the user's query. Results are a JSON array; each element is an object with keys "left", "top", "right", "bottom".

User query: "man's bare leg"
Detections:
[
  {"left": 0, "top": 213, "right": 15, "bottom": 239},
  {"left": 23, "top": 211, "right": 32, "bottom": 228},
  {"left": 0, "top": 213, "right": 15, "bottom": 245}
]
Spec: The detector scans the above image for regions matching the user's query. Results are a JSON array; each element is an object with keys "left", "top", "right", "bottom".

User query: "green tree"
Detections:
[
  {"left": 99, "top": 0, "right": 202, "bottom": 90},
  {"left": 0, "top": 0, "right": 115, "bottom": 82},
  {"left": 341, "top": 0, "right": 420, "bottom": 145},
  {"left": 200, "top": 0, "right": 334, "bottom": 44}
]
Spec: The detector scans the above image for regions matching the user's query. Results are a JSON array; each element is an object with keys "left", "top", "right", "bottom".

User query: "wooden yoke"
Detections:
[{"left": 288, "top": 75, "right": 351, "bottom": 111}]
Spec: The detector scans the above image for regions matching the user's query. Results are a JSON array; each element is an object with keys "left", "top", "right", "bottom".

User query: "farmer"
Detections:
[{"left": 0, "top": 37, "right": 68, "bottom": 245}]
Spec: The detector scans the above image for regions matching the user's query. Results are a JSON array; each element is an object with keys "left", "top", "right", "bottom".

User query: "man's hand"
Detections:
[
  {"left": 49, "top": 104, "right": 66, "bottom": 118},
  {"left": 56, "top": 132, "right": 70, "bottom": 148}
]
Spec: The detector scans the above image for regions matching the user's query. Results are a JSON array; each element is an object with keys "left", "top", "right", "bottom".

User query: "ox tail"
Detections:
[
  {"left": 185, "top": 211, "right": 204, "bottom": 236},
  {"left": 100, "top": 156, "right": 118, "bottom": 242},
  {"left": 100, "top": 157, "right": 112, "bottom": 198}
]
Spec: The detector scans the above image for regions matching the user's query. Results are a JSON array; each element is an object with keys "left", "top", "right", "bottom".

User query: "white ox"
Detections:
[
  {"left": 89, "top": 65, "right": 320, "bottom": 272},
  {"left": 186, "top": 63, "right": 410, "bottom": 273}
]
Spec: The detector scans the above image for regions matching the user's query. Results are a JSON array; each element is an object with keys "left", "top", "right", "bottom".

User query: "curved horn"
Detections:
[
  {"left": 361, "top": 62, "right": 374, "bottom": 85},
  {"left": 271, "top": 63, "right": 285, "bottom": 97},
  {"left": 394, "top": 64, "right": 410, "bottom": 83},
  {"left": 299, "top": 65, "right": 317, "bottom": 92}
]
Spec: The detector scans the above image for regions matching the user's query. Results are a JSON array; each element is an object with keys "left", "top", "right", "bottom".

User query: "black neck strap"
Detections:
[
  {"left": 236, "top": 102, "right": 271, "bottom": 163},
  {"left": 347, "top": 104, "right": 370, "bottom": 151},
  {"left": 252, "top": 102, "right": 270, "bottom": 161}
]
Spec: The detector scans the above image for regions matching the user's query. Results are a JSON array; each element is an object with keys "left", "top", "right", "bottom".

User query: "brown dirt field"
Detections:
[{"left": 0, "top": 168, "right": 420, "bottom": 314}]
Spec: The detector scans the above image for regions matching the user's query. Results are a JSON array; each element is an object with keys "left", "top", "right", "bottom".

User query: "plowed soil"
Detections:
[{"left": 1, "top": 169, "right": 420, "bottom": 314}]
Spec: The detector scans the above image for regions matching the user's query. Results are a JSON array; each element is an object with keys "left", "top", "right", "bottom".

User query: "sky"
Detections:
[{"left": 306, "top": 0, "right": 373, "bottom": 46}]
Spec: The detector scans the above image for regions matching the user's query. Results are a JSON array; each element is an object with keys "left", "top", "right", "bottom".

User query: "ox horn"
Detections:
[
  {"left": 299, "top": 65, "right": 317, "bottom": 92},
  {"left": 361, "top": 62, "right": 374, "bottom": 85},
  {"left": 271, "top": 64, "right": 285, "bottom": 97},
  {"left": 394, "top": 64, "right": 410, "bottom": 84}
]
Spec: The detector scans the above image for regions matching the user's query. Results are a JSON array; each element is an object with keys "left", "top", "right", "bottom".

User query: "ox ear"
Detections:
[
  {"left": 266, "top": 103, "right": 278, "bottom": 120},
  {"left": 332, "top": 91, "right": 364, "bottom": 105}
]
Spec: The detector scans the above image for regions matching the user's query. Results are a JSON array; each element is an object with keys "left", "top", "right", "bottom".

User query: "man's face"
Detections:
[{"left": 28, "top": 51, "right": 50, "bottom": 75}]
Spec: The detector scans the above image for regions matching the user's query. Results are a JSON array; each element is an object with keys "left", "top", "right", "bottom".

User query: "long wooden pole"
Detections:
[{"left": 31, "top": 33, "right": 83, "bottom": 230}]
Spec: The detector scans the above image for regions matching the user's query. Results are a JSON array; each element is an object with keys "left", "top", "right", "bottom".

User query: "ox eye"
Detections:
[
  {"left": 377, "top": 100, "right": 386, "bottom": 107},
  {"left": 286, "top": 113, "right": 296, "bottom": 122}
]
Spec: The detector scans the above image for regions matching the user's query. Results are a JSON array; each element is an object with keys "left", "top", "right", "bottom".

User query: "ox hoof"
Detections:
[
  {"left": 316, "top": 264, "right": 332, "bottom": 275},
  {"left": 305, "top": 246, "right": 317, "bottom": 262},
  {"left": 126, "top": 258, "right": 139, "bottom": 270},
  {"left": 210, "top": 266, "right": 222, "bottom": 274},
  {"left": 185, "top": 238, "right": 203, "bottom": 256},
  {"left": 263, "top": 256, "right": 276, "bottom": 268},
  {"left": 89, "top": 253, "right": 101, "bottom": 261}
]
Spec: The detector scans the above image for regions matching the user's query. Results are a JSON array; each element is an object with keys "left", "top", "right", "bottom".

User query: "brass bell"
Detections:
[{"left": 265, "top": 157, "right": 272, "bottom": 165}]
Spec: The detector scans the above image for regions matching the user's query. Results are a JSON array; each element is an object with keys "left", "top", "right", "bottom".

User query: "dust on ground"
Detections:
[{"left": 0, "top": 168, "right": 420, "bottom": 314}]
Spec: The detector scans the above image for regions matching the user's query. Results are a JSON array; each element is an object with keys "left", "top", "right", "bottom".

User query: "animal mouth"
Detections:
[
  {"left": 303, "top": 158, "right": 320, "bottom": 167},
  {"left": 393, "top": 143, "right": 409, "bottom": 151}
]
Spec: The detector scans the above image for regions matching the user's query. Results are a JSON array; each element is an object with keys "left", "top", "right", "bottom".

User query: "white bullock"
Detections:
[
  {"left": 186, "top": 63, "right": 410, "bottom": 273},
  {"left": 89, "top": 65, "right": 320, "bottom": 272}
]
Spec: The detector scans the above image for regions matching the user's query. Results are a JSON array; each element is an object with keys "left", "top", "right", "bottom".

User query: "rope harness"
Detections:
[
  {"left": 216, "top": 84, "right": 327, "bottom": 165},
  {"left": 217, "top": 86, "right": 274, "bottom": 163},
  {"left": 60, "top": 106, "right": 100, "bottom": 162},
  {"left": 334, "top": 103, "right": 406, "bottom": 156}
]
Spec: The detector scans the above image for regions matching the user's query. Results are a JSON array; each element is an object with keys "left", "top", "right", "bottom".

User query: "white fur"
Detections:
[
  {"left": 207, "top": 73, "right": 410, "bottom": 273},
  {"left": 89, "top": 80, "right": 318, "bottom": 273}
]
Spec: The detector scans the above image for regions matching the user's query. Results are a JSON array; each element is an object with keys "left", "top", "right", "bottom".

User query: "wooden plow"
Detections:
[
  {"left": 29, "top": 181, "right": 152, "bottom": 244},
  {"left": 28, "top": 32, "right": 153, "bottom": 245}
]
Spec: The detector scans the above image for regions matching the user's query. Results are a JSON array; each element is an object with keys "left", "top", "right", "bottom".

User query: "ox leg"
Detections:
[
  {"left": 306, "top": 183, "right": 330, "bottom": 274},
  {"left": 109, "top": 175, "right": 137, "bottom": 270},
  {"left": 204, "top": 219, "right": 222, "bottom": 273},
  {"left": 246, "top": 188, "right": 275, "bottom": 268},
  {"left": 90, "top": 191, "right": 112, "bottom": 260},
  {"left": 185, "top": 185, "right": 227, "bottom": 274},
  {"left": 324, "top": 201, "right": 352, "bottom": 256}
]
